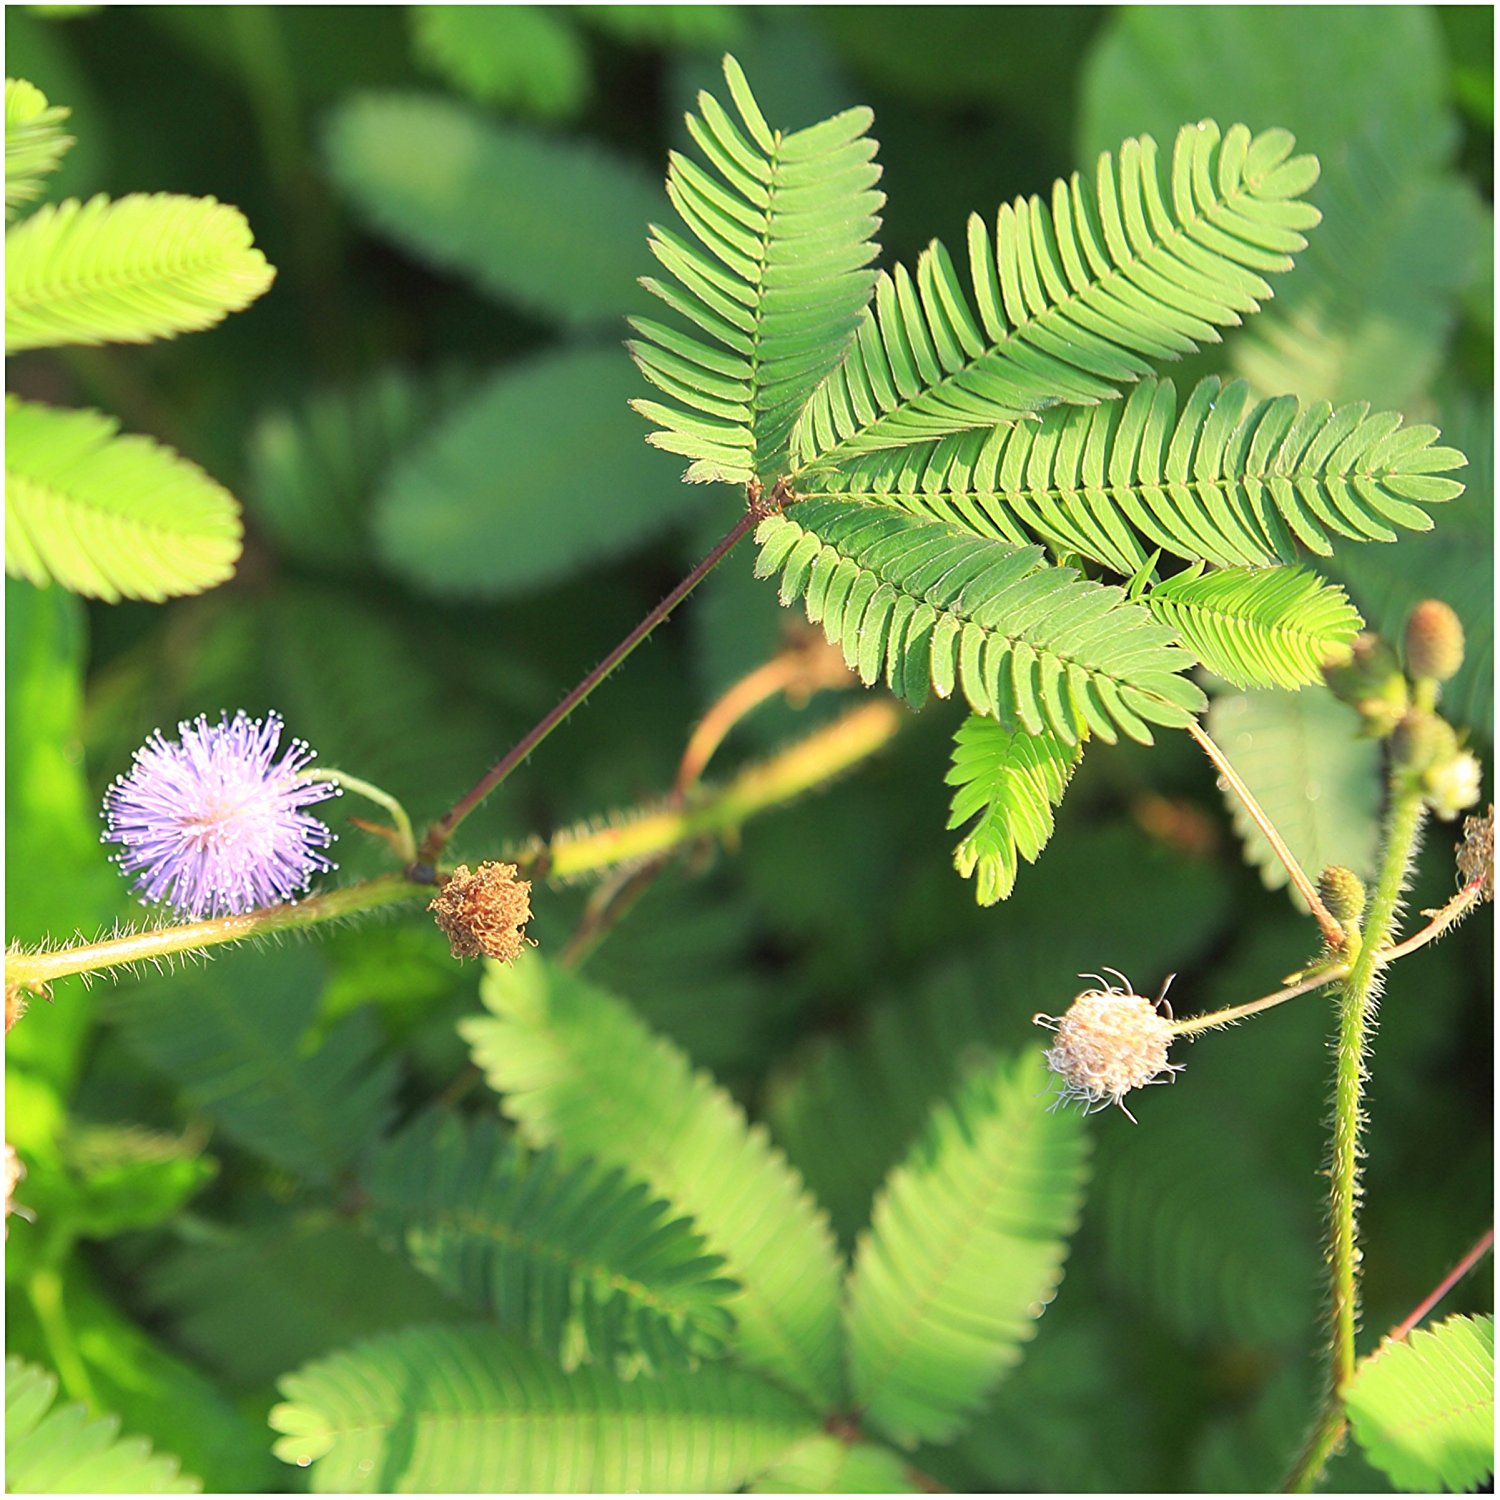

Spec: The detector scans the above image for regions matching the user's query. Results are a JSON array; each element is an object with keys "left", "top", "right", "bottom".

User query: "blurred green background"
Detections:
[{"left": 5, "top": 5, "right": 1492, "bottom": 1491}]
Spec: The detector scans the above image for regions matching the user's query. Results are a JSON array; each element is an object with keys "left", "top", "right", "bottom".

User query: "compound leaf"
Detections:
[
  {"left": 946, "top": 714, "right": 1083, "bottom": 903},
  {"left": 1146, "top": 564, "right": 1363, "bottom": 689},
  {"left": 629, "top": 53, "right": 883, "bottom": 483},
  {"left": 1345, "top": 1314, "right": 1494, "bottom": 1494},
  {"left": 755, "top": 497, "right": 1203, "bottom": 742},
  {"left": 5, "top": 396, "right": 241, "bottom": 602},
  {"left": 5, "top": 1357, "right": 200, "bottom": 1494},
  {"left": 748, "top": 1435, "right": 920, "bottom": 1493},
  {"left": 462, "top": 952, "right": 846, "bottom": 1408},
  {"left": 804, "top": 375, "right": 1465, "bottom": 574},
  {"left": 6, "top": 78, "right": 73, "bottom": 220},
  {"left": 361, "top": 1111, "right": 739, "bottom": 1371},
  {"left": 269, "top": 1324, "right": 815, "bottom": 1493},
  {"left": 792, "top": 120, "right": 1319, "bottom": 469},
  {"left": 845, "top": 1050, "right": 1088, "bottom": 1447},
  {"left": 6, "top": 192, "right": 273, "bottom": 351}
]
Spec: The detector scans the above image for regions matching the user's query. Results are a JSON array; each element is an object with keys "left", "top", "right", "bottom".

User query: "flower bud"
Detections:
[
  {"left": 1034, "top": 971, "right": 1180, "bottom": 1122},
  {"left": 429, "top": 861, "right": 533, "bottom": 962},
  {"left": 1457, "top": 806, "right": 1494, "bottom": 901},
  {"left": 1389, "top": 711, "right": 1457, "bottom": 774},
  {"left": 1423, "top": 751, "right": 1483, "bottom": 823},
  {"left": 1323, "top": 634, "right": 1406, "bottom": 737},
  {"left": 1317, "top": 865, "right": 1366, "bottom": 929},
  {"left": 1403, "top": 600, "right": 1465, "bottom": 683}
]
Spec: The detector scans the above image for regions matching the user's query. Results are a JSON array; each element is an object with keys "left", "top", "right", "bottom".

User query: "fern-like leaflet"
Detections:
[
  {"left": 791, "top": 120, "right": 1320, "bottom": 468},
  {"left": 629, "top": 56, "right": 883, "bottom": 483},
  {"left": 755, "top": 497, "right": 1203, "bottom": 743}
]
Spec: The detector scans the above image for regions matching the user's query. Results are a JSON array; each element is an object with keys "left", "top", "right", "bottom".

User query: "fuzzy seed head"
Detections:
[
  {"left": 1404, "top": 600, "right": 1465, "bottom": 683},
  {"left": 429, "top": 861, "right": 532, "bottom": 962},
  {"left": 1034, "top": 972, "right": 1180, "bottom": 1122},
  {"left": 1457, "top": 806, "right": 1494, "bottom": 901}
]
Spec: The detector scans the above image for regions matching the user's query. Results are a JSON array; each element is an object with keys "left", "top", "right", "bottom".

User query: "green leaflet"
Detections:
[
  {"left": 462, "top": 951, "right": 846, "bottom": 1408},
  {"left": 5, "top": 78, "right": 73, "bottom": 220},
  {"left": 5, "top": 1357, "right": 200, "bottom": 1494},
  {"left": 946, "top": 714, "right": 1083, "bottom": 903},
  {"left": 748, "top": 1435, "right": 919, "bottom": 1493},
  {"left": 323, "top": 92, "right": 661, "bottom": 328},
  {"left": 844, "top": 1050, "right": 1088, "bottom": 1448},
  {"left": 805, "top": 375, "right": 1466, "bottom": 574},
  {"left": 629, "top": 54, "right": 883, "bottom": 483},
  {"left": 361, "top": 1111, "right": 740, "bottom": 1371},
  {"left": 372, "top": 346, "right": 704, "bottom": 599},
  {"left": 1146, "top": 564, "right": 1363, "bottom": 690},
  {"left": 1205, "top": 683, "right": 1382, "bottom": 901},
  {"left": 5, "top": 397, "right": 242, "bottom": 602},
  {"left": 755, "top": 497, "right": 1203, "bottom": 743},
  {"left": 5, "top": 192, "right": 273, "bottom": 351},
  {"left": 108, "top": 946, "right": 396, "bottom": 1186},
  {"left": 269, "top": 1325, "right": 816, "bottom": 1493},
  {"left": 791, "top": 120, "right": 1320, "bottom": 469},
  {"left": 410, "top": 5, "right": 589, "bottom": 118},
  {"left": 1081, "top": 6, "right": 1484, "bottom": 409},
  {"left": 1345, "top": 1315, "right": 1494, "bottom": 1493}
]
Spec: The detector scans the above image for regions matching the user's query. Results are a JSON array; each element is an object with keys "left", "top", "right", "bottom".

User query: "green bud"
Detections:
[
  {"left": 1317, "top": 865, "right": 1367, "bottom": 928},
  {"left": 1404, "top": 600, "right": 1465, "bottom": 683},
  {"left": 1389, "top": 711, "right": 1457, "bottom": 774},
  {"left": 1324, "top": 633, "right": 1407, "bottom": 735}
]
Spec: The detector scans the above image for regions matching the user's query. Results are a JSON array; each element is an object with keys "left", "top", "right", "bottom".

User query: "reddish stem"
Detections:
[{"left": 1388, "top": 1227, "right": 1494, "bottom": 1344}]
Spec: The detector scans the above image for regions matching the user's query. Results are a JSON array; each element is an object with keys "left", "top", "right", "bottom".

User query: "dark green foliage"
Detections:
[
  {"left": 361, "top": 1111, "right": 740, "bottom": 1370},
  {"left": 3, "top": 8, "right": 1489, "bottom": 1496}
]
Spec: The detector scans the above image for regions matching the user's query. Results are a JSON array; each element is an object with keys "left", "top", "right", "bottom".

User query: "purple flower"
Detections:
[{"left": 102, "top": 711, "right": 339, "bottom": 920}]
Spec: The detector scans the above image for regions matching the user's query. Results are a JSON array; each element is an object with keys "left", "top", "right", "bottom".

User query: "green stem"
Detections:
[
  {"left": 1284, "top": 777, "right": 1427, "bottom": 1493},
  {"left": 29, "top": 1263, "right": 98, "bottom": 1410},
  {"left": 1169, "top": 967, "right": 1349, "bottom": 1038},
  {"left": 313, "top": 769, "right": 417, "bottom": 864}
]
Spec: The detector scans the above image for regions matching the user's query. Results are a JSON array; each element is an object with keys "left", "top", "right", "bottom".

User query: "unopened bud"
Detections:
[
  {"left": 1404, "top": 600, "right": 1465, "bottom": 684},
  {"left": 1317, "top": 865, "right": 1366, "bottom": 928},
  {"left": 1423, "top": 751, "right": 1483, "bottom": 823},
  {"left": 1390, "top": 711, "right": 1457, "bottom": 774},
  {"left": 1324, "top": 634, "right": 1406, "bottom": 736},
  {"left": 429, "top": 861, "right": 533, "bottom": 963},
  {"left": 1034, "top": 971, "right": 1180, "bottom": 1123}
]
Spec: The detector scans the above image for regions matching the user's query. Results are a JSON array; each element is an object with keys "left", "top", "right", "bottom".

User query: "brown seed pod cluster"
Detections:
[{"left": 428, "top": 861, "right": 533, "bottom": 962}]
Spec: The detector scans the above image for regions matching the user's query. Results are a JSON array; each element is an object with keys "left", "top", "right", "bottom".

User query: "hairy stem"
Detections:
[
  {"left": 5, "top": 873, "right": 428, "bottom": 993},
  {"left": 1284, "top": 777, "right": 1428, "bottom": 1493},
  {"left": 8, "top": 700, "right": 900, "bottom": 994},
  {"left": 526, "top": 701, "right": 903, "bottom": 882},
  {"left": 1186, "top": 719, "right": 1345, "bottom": 946},
  {"left": 420, "top": 507, "right": 765, "bottom": 862},
  {"left": 1169, "top": 967, "right": 1349, "bottom": 1038}
]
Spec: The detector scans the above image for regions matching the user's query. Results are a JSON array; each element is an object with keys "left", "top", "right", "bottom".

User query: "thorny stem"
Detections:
[
  {"left": 7, "top": 700, "right": 900, "bottom": 995},
  {"left": 420, "top": 502, "right": 774, "bottom": 863},
  {"left": 1283, "top": 776, "right": 1428, "bottom": 1494},
  {"left": 1186, "top": 718, "right": 1345, "bottom": 946},
  {"left": 1379, "top": 879, "right": 1486, "bottom": 962},
  {"left": 1387, "top": 1227, "right": 1493, "bottom": 1345}
]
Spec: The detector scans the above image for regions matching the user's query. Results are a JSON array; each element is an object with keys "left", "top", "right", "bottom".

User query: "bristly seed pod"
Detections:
[
  {"left": 1318, "top": 865, "right": 1367, "bottom": 930},
  {"left": 1034, "top": 970, "right": 1181, "bottom": 1123},
  {"left": 1403, "top": 600, "right": 1465, "bottom": 684},
  {"left": 429, "top": 861, "right": 533, "bottom": 962}
]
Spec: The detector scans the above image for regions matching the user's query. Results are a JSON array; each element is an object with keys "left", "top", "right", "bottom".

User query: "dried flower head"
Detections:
[
  {"left": 1034, "top": 970, "right": 1181, "bottom": 1123},
  {"left": 429, "top": 861, "right": 532, "bottom": 962},
  {"left": 1458, "top": 805, "right": 1494, "bottom": 901},
  {"left": 102, "top": 711, "right": 338, "bottom": 920}
]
